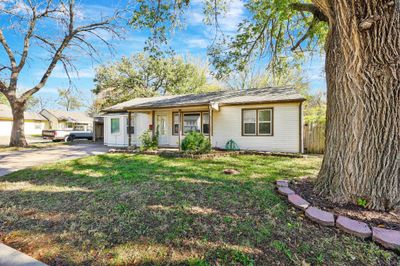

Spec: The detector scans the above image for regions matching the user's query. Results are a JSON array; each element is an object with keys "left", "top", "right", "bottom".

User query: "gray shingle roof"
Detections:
[
  {"left": 0, "top": 104, "right": 46, "bottom": 120},
  {"left": 43, "top": 109, "right": 93, "bottom": 123},
  {"left": 104, "top": 87, "right": 305, "bottom": 112}
]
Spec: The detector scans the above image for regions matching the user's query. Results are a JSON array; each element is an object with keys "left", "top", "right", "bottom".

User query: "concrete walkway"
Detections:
[
  {"left": 0, "top": 243, "right": 47, "bottom": 266},
  {"left": 0, "top": 142, "right": 108, "bottom": 176}
]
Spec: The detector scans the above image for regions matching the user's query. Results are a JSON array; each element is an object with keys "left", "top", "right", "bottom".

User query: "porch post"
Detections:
[
  {"left": 128, "top": 112, "right": 132, "bottom": 147},
  {"left": 178, "top": 109, "right": 182, "bottom": 151}
]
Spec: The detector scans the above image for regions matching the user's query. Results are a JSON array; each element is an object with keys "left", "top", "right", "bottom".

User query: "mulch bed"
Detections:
[{"left": 292, "top": 177, "right": 400, "bottom": 231}]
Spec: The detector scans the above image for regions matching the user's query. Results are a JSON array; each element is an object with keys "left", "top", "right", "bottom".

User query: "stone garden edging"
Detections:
[{"left": 276, "top": 180, "right": 400, "bottom": 251}]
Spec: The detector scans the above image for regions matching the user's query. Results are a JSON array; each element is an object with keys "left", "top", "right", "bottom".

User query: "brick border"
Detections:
[{"left": 276, "top": 180, "right": 400, "bottom": 251}]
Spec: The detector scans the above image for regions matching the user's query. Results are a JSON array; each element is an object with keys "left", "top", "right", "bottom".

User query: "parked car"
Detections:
[{"left": 42, "top": 130, "right": 93, "bottom": 142}]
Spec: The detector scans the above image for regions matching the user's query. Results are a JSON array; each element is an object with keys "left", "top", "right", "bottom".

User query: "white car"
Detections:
[{"left": 42, "top": 130, "right": 93, "bottom": 142}]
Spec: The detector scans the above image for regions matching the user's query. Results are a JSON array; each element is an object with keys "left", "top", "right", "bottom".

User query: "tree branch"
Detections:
[
  {"left": 290, "top": 3, "right": 328, "bottom": 22},
  {"left": 291, "top": 19, "right": 317, "bottom": 51},
  {"left": 0, "top": 30, "right": 17, "bottom": 69}
]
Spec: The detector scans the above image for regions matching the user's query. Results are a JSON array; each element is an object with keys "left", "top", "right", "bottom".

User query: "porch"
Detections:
[{"left": 126, "top": 104, "right": 216, "bottom": 149}]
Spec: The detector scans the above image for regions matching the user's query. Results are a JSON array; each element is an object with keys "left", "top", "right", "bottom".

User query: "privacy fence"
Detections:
[{"left": 303, "top": 123, "right": 325, "bottom": 154}]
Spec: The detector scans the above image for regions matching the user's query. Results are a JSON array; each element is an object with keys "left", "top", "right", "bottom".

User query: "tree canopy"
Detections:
[
  {"left": 92, "top": 53, "right": 222, "bottom": 110},
  {"left": 130, "top": 0, "right": 328, "bottom": 77},
  {"left": 0, "top": 93, "right": 7, "bottom": 105}
]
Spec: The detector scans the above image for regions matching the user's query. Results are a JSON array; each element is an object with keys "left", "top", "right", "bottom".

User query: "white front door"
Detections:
[{"left": 156, "top": 114, "right": 168, "bottom": 145}]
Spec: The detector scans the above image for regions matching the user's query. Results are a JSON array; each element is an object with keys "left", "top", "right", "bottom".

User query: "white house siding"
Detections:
[
  {"left": 0, "top": 120, "right": 12, "bottom": 136},
  {"left": 103, "top": 102, "right": 302, "bottom": 153},
  {"left": 24, "top": 120, "right": 48, "bottom": 135},
  {"left": 103, "top": 113, "right": 150, "bottom": 147},
  {"left": 0, "top": 120, "right": 47, "bottom": 136},
  {"left": 212, "top": 103, "right": 301, "bottom": 153}
]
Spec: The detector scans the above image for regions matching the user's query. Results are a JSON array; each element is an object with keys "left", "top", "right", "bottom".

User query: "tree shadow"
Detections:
[{"left": 1, "top": 154, "right": 392, "bottom": 265}]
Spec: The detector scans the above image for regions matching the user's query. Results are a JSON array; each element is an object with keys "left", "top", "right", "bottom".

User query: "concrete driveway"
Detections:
[{"left": 0, "top": 142, "right": 108, "bottom": 176}]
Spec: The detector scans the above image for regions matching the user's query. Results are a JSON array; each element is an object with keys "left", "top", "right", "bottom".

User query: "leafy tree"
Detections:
[
  {"left": 0, "top": 93, "right": 8, "bottom": 105},
  {"left": 93, "top": 53, "right": 222, "bottom": 109},
  {"left": 303, "top": 91, "right": 326, "bottom": 125},
  {"left": 57, "top": 88, "right": 84, "bottom": 111},
  {"left": 0, "top": 0, "right": 122, "bottom": 147},
  {"left": 131, "top": 1, "right": 400, "bottom": 210}
]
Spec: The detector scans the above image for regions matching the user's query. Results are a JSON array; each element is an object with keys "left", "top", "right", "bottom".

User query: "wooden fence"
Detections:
[{"left": 303, "top": 123, "right": 325, "bottom": 154}]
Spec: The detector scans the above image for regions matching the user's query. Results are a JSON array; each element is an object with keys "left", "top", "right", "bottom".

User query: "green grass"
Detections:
[{"left": 0, "top": 154, "right": 398, "bottom": 265}]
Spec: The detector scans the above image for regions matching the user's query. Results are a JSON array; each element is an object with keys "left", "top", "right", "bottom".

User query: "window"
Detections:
[
  {"left": 126, "top": 116, "right": 134, "bottom": 134},
  {"left": 242, "top": 110, "right": 256, "bottom": 135},
  {"left": 34, "top": 123, "right": 42, "bottom": 130},
  {"left": 66, "top": 122, "right": 74, "bottom": 129},
  {"left": 202, "top": 112, "right": 210, "bottom": 135},
  {"left": 183, "top": 113, "right": 201, "bottom": 134},
  {"left": 242, "top": 108, "right": 273, "bottom": 136},
  {"left": 111, "top": 118, "right": 120, "bottom": 134},
  {"left": 172, "top": 113, "right": 180, "bottom": 135},
  {"left": 258, "top": 109, "right": 272, "bottom": 135}
]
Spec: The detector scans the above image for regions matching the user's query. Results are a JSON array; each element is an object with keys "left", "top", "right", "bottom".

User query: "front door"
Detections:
[{"left": 156, "top": 114, "right": 168, "bottom": 145}]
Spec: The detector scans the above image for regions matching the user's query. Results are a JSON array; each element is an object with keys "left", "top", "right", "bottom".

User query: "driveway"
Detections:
[
  {"left": 0, "top": 142, "right": 108, "bottom": 176},
  {"left": 0, "top": 135, "right": 52, "bottom": 146}
]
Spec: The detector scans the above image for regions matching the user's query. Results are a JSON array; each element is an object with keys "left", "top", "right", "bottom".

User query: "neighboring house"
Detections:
[
  {"left": 40, "top": 109, "right": 93, "bottom": 131},
  {"left": 0, "top": 104, "right": 48, "bottom": 136},
  {"left": 102, "top": 87, "right": 305, "bottom": 153}
]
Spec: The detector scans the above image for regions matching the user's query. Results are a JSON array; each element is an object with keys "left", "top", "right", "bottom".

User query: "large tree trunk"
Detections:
[
  {"left": 9, "top": 102, "right": 28, "bottom": 147},
  {"left": 315, "top": 0, "right": 400, "bottom": 211}
]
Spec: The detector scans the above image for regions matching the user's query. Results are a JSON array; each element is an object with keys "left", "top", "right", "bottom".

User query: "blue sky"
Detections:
[{"left": 1, "top": 0, "right": 326, "bottom": 110}]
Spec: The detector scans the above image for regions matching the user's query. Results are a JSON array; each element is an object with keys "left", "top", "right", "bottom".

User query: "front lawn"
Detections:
[{"left": 0, "top": 154, "right": 398, "bottom": 265}]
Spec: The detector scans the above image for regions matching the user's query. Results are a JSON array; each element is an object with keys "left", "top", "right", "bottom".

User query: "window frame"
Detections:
[
  {"left": 172, "top": 111, "right": 210, "bottom": 136},
  {"left": 110, "top": 117, "right": 120, "bottom": 134},
  {"left": 241, "top": 108, "right": 274, "bottom": 136},
  {"left": 201, "top": 112, "right": 210, "bottom": 136},
  {"left": 172, "top": 112, "right": 181, "bottom": 135}
]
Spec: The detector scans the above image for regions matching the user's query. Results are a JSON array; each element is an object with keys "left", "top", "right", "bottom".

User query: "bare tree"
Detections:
[
  {"left": 26, "top": 95, "right": 50, "bottom": 112},
  {"left": 0, "top": 0, "right": 123, "bottom": 146},
  {"left": 57, "top": 87, "right": 83, "bottom": 111}
]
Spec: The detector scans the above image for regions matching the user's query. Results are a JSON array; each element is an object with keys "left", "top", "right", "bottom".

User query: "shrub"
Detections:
[
  {"left": 181, "top": 131, "right": 211, "bottom": 154},
  {"left": 139, "top": 129, "right": 158, "bottom": 151}
]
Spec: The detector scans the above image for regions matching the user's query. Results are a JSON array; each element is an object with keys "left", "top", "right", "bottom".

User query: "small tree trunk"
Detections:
[
  {"left": 315, "top": 0, "right": 400, "bottom": 210},
  {"left": 9, "top": 102, "right": 28, "bottom": 147}
]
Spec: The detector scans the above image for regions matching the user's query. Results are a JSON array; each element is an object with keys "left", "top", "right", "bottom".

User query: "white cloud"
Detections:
[
  {"left": 218, "top": 0, "right": 245, "bottom": 32},
  {"left": 185, "top": 38, "right": 209, "bottom": 49},
  {"left": 35, "top": 64, "right": 95, "bottom": 80},
  {"left": 186, "top": 0, "right": 245, "bottom": 33}
]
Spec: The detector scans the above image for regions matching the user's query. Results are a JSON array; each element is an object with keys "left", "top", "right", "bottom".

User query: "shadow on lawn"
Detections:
[{"left": 1, "top": 154, "right": 395, "bottom": 265}]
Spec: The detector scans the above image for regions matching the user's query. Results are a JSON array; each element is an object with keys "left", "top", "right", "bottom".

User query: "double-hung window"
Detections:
[
  {"left": 173, "top": 113, "right": 180, "bottom": 135},
  {"left": 202, "top": 112, "right": 210, "bottom": 135},
  {"left": 258, "top": 109, "right": 272, "bottom": 135},
  {"left": 111, "top": 118, "right": 120, "bottom": 134},
  {"left": 242, "top": 108, "right": 273, "bottom": 136}
]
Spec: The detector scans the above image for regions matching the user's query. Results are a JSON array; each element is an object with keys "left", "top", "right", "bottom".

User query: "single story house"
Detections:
[
  {"left": 101, "top": 87, "right": 306, "bottom": 153},
  {"left": 40, "top": 109, "right": 93, "bottom": 131},
  {"left": 0, "top": 104, "right": 48, "bottom": 136}
]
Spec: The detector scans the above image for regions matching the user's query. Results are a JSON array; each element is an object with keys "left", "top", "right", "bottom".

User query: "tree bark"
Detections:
[
  {"left": 315, "top": 0, "right": 400, "bottom": 210},
  {"left": 9, "top": 102, "right": 28, "bottom": 147}
]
